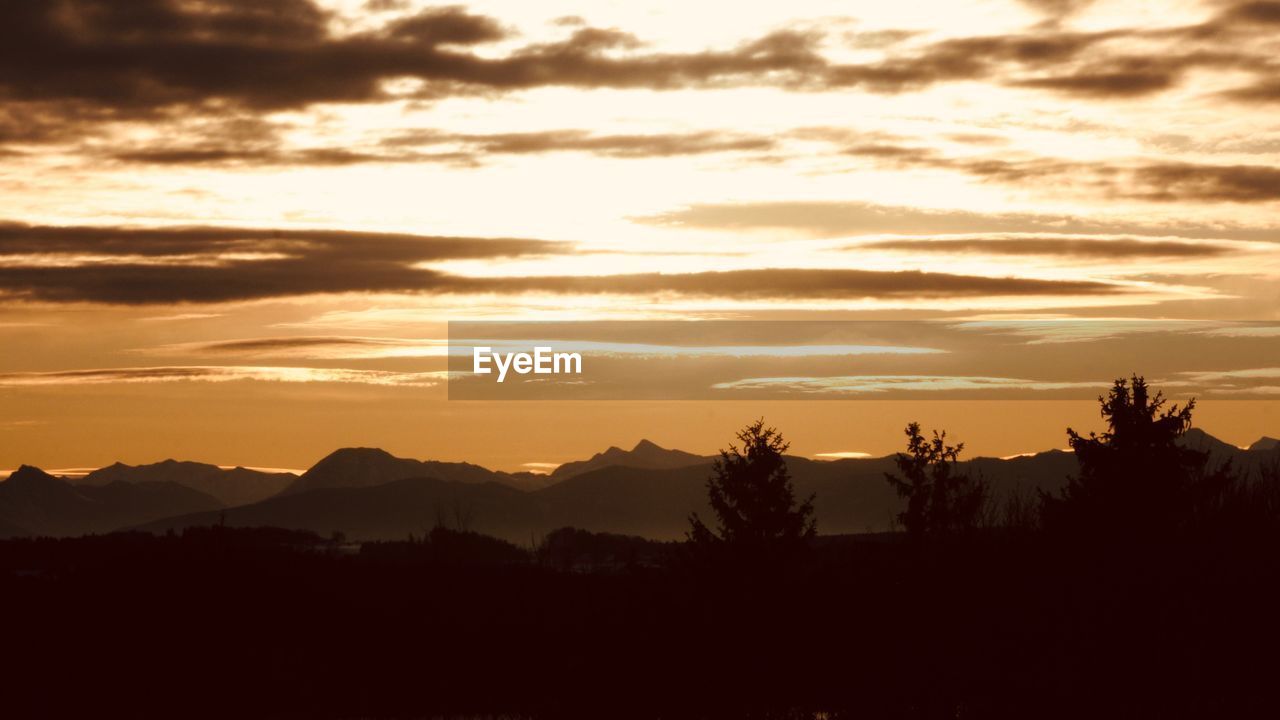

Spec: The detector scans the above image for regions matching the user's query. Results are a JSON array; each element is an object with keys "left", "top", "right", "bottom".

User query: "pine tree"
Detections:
[
  {"left": 885, "top": 422, "right": 986, "bottom": 536},
  {"left": 1043, "top": 375, "right": 1229, "bottom": 533},
  {"left": 688, "top": 419, "right": 816, "bottom": 556}
]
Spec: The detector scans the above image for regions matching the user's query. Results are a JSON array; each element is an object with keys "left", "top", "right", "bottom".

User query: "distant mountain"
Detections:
[
  {"left": 1, "top": 465, "right": 222, "bottom": 537},
  {"left": 550, "top": 439, "right": 710, "bottom": 480},
  {"left": 133, "top": 446, "right": 1081, "bottom": 542},
  {"left": 80, "top": 460, "right": 295, "bottom": 506},
  {"left": 0, "top": 466, "right": 96, "bottom": 537},
  {"left": 25, "top": 427, "right": 1280, "bottom": 542},
  {"left": 1250, "top": 437, "right": 1279, "bottom": 452},
  {"left": 1179, "top": 427, "right": 1244, "bottom": 462},
  {"left": 282, "top": 447, "right": 550, "bottom": 495}
]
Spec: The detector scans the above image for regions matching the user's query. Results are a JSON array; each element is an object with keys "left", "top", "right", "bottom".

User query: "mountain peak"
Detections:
[
  {"left": 551, "top": 440, "right": 710, "bottom": 480},
  {"left": 7, "top": 464, "right": 58, "bottom": 483},
  {"left": 287, "top": 447, "right": 428, "bottom": 495},
  {"left": 631, "top": 439, "right": 666, "bottom": 453},
  {"left": 1179, "top": 427, "right": 1235, "bottom": 450},
  {"left": 314, "top": 447, "right": 397, "bottom": 463},
  {"left": 1250, "top": 436, "right": 1280, "bottom": 452}
]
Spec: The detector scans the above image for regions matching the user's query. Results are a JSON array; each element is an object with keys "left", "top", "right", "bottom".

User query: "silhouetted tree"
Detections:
[
  {"left": 885, "top": 422, "right": 986, "bottom": 536},
  {"left": 1042, "top": 375, "right": 1231, "bottom": 533},
  {"left": 688, "top": 419, "right": 816, "bottom": 556}
]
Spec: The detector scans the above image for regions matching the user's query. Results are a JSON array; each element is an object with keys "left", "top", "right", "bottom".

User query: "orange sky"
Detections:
[{"left": 1, "top": 0, "right": 1278, "bottom": 472}]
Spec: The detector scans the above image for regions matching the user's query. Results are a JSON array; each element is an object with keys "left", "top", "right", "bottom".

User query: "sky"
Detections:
[{"left": 2, "top": 0, "right": 1279, "bottom": 473}]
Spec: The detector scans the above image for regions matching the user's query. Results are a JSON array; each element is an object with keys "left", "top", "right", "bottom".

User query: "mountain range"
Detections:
[
  {"left": 3, "top": 431, "right": 1278, "bottom": 542},
  {"left": 80, "top": 459, "right": 295, "bottom": 506}
]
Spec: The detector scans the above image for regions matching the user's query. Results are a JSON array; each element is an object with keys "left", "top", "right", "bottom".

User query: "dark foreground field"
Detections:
[{"left": 3, "top": 520, "right": 1278, "bottom": 719}]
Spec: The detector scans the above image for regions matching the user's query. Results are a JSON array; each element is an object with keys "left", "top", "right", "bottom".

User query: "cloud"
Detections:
[
  {"left": 869, "top": 151, "right": 1280, "bottom": 204},
  {"left": 1178, "top": 367, "right": 1280, "bottom": 381},
  {"left": 858, "top": 236, "right": 1241, "bottom": 258},
  {"left": 711, "top": 374, "right": 1100, "bottom": 394},
  {"left": 1016, "top": 0, "right": 1097, "bottom": 18},
  {"left": 0, "top": 366, "right": 444, "bottom": 387},
  {"left": 149, "top": 336, "right": 446, "bottom": 359},
  {"left": 1217, "top": 1, "right": 1280, "bottom": 25},
  {"left": 1222, "top": 79, "right": 1280, "bottom": 103},
  {"left": 649, "top": 146, "right": 1280, "bottom": 203},
  {"left": 0, "top": 220, "right": 1122, "bottom": 304},
  {"left": 386, "top": 129, "right": 778, "bottom": 158},
  {"left": 1010, "top": 68, "right": 1176, "bottom": 97},
  {"left": 137, "top": 312, "right": 225, "bottom": 323},
  {"left": 1130, "top": 163, "right": 1280, "bottom": 202},
  {"left": 111, "top": 128, "right": 781, "bottom": 167},
  {"left": 0, "top": 221, "right": 569, "bottom": 304},
  {"left": 383, "top": 5, "right": 509, "bottom": 45},
  {"left": 636, "top": 200, "right": 1280, "bottom": 240},
  {"left": 444, "top": 268, "right": 1119, "bottom": 300},
  {"left": 446, "top": 339, "right": 944, "bottom": 359},
  {"left": 0, "top": 2, "right": 825, "bottom": 118},
  {"left": 0, "top": 222, "right": 566, "bottom": 259},
  {"left": 1171, "top": 367, "right": 1280, "bottom": 396},
  {"left": 952, "top": 318, "right": 1222, "bottom": 344},
  {"left": 4, "top": 0, "right": 1279, "bottom": 161}
]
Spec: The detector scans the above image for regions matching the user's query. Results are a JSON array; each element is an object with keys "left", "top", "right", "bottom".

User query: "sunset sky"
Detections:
[{"left": 2, "top": 0, "right": 1279, "bottom": 473}]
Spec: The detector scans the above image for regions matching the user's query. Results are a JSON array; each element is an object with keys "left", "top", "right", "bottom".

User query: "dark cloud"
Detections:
[
  {"left": 0, "top": 222, "right": 565, "bottom": 259},
  {"left": 858, "top": 237, "right": 1237, "bottom": 258},
  {"left": 111, "top": 119, "right": 1280, "bottom": 208},
  {"left": 0, "top": 222, "right": 570, "bottom": 304},
  {"left": 819, "top": 144, "right": 1280, "bottom": 204},
  {"left": 164, "top": 118, "right": 1247, "bottom": 206},
  {"left": 0, "top": 222, "right": 1118, "bottom": 305},
  {"left": 2, "top": 0, "right": 1276, "bottom": 155},
  {"left": 1012, "top": 50, "right": 1252, "bottom": 98},
  {"left": 1220, "top": 79, "right": 1280, "bottom": 103},
  {"left": 415, "top": 130, "right": 778, "bottom": 157},
  {"left": 1129, "top": 163, "right": 1280, "bottom": 202},
  {"left": 0, "top": 1, "right": 825, "bottom": 118},
  {"left": 1011, "top": 69, "right": 1176, "bottom": 97},
  {"left": 108, "top": 146, "right": 474, "bottom": 167},
  {"left": 636, "top": 200, "right": 1280, "bottom": 241},
  {"left": 187, "top": 336, "right": 400, "bottom": 353},
  {"left": 384, "top": 6, "right": 509, "bottom": 45},
  {"left": 450, "top": 268, "right": 1117, "bottom": 299},
  {"left": 1220, "top": 1, "right": 1280, "bottom": 24},
  {"left": 822, "top": 30, "right": 1122, "bottom": 92},
  {"left": 145, "top": 335, "right": 439, "bottom": 360},
  {"left": 1, "top": 0, "right": 1276, "bottom": 180},
  {"left": 107, "top": 128, "right": 779, "bottom": 167}
]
